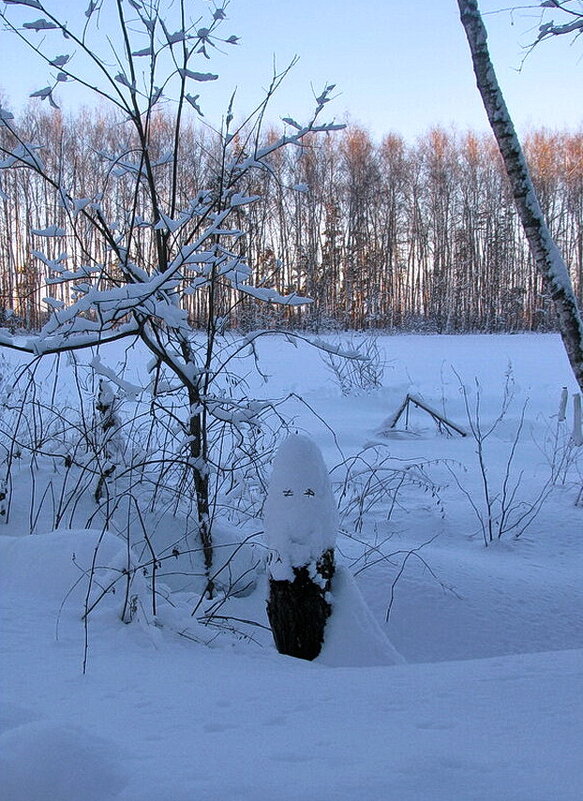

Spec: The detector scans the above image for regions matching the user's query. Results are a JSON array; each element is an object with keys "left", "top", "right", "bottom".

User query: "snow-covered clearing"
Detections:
[{"left": 1, "top": 332, "right": 582, "bottom": 801}]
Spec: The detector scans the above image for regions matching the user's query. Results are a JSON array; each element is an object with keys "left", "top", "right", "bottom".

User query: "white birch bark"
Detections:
[{"left": 457, "top": 0, "right": 583, "bottom": 392}]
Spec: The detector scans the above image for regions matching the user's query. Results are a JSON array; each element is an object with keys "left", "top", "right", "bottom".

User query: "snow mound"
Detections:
[
  {"left": 0, "top": 721, "right": 127, "bottom": 801},
  {"left": 318, "top": 566, "right": 405, "bottom": 667},
  {"left": 264, "top": 434, "right": 338, "bottom": 580},
  {"left": 0, "top": 702, "right": 40, "bottom": 736},
  {"left": 211, "top": 523, "right": 264, "bottom": 597},
  {"left": 0, "top": 530, "right": 144, "bottom": 619}
]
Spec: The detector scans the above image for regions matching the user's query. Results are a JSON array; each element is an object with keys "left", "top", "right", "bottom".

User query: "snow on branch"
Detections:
[
  {"left": 538, "top": 18, "right": 583, "bottom": 38},
  {"left": 90, "top": 355, "right": 142, "bottom": 400}
]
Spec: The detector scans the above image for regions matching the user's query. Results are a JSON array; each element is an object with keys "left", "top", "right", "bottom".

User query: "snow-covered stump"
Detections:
[{"left": 264, "top": 435, "right": 337, "bottom": 660}]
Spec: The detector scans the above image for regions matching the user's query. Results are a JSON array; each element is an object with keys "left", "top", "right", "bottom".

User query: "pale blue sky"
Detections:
[{"left": 0, "top": 0, "right": 581, "bottom": 140}]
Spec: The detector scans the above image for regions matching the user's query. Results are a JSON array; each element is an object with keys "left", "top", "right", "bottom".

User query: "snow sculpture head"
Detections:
[{"left": 264, "top": 434, "right": 338, "bottom": 581}]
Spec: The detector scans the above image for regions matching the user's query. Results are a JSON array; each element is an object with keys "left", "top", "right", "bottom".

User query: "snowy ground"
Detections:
[{"left": 1, "top": 333, "right": 582, "bottom": 800}]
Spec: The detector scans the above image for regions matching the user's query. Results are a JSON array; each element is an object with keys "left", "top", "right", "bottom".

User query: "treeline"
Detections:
[{"left": 1, "top": 106, "right": 582, "bottom": 332}]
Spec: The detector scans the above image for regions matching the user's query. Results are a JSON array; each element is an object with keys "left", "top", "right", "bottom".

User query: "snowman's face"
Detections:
[{"left": 264, "top": 435, "right": 338, "bottom": 573}]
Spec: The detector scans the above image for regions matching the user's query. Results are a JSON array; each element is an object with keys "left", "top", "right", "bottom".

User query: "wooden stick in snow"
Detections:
[{"left": 385, "top": 394, "right": 467, "bottom": 437}]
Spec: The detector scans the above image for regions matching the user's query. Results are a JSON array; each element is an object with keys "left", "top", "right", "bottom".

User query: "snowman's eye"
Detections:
[
  {"left": 303, "top": 488, "right": 315, "bottom": 497},
  {"left": 282, "top": 489, "right": 294, "bottom": 497}
]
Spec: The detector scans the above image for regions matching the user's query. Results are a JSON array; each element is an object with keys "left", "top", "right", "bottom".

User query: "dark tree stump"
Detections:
[{"left": 267, "top": 548, "right": 335, "bottom": 661}]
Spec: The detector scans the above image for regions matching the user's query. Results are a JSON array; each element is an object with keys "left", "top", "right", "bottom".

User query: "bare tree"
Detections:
[
  {"left": 0, "top": 0, "right": 342, "bottom": 586},
  {"left": 457, "top": 0, "right": 583, "bottom": 391},
  {"left": 2, "top": 108, "right": 583, "bottom": 334}
]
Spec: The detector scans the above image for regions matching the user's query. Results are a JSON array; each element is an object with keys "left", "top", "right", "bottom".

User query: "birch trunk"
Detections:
[{"left": 457, "top": 0, "right": 583, "bottom": 391}]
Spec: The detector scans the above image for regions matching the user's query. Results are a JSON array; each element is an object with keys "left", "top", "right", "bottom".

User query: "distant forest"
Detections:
[{"left": 1, "top": 106, "right": 581, "bottom": 332}]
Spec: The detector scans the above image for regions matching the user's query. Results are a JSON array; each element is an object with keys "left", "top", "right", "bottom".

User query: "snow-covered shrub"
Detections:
[
  {"left": 321, "top": 333, "right": 385, "bottom": 395},
  {"left": 0, "top": 477, "right": 7, "bottom": 518},
  {"left": 0, "top": 354, "right": 15, "bottom": 520},
  {"left": 93, "top": 380, "right": 125, "bottom": 503}
]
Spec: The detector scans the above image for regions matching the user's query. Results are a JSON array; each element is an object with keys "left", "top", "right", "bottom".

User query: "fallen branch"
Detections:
[{"left": 380, "top": 394, "right": 467, "bottom": 438}]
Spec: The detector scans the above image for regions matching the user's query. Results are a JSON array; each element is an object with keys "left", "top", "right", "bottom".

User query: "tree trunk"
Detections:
[
  {"left": 267, "top": 548, "right": 334, "bottom": 661},
  {"left": 458, "top": 0, "right": 583, "bottom": 392}
]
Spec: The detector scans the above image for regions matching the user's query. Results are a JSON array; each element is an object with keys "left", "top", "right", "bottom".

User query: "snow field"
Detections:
[{"left": 1, "top": 333, "right": 582, "bottom": 800}]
